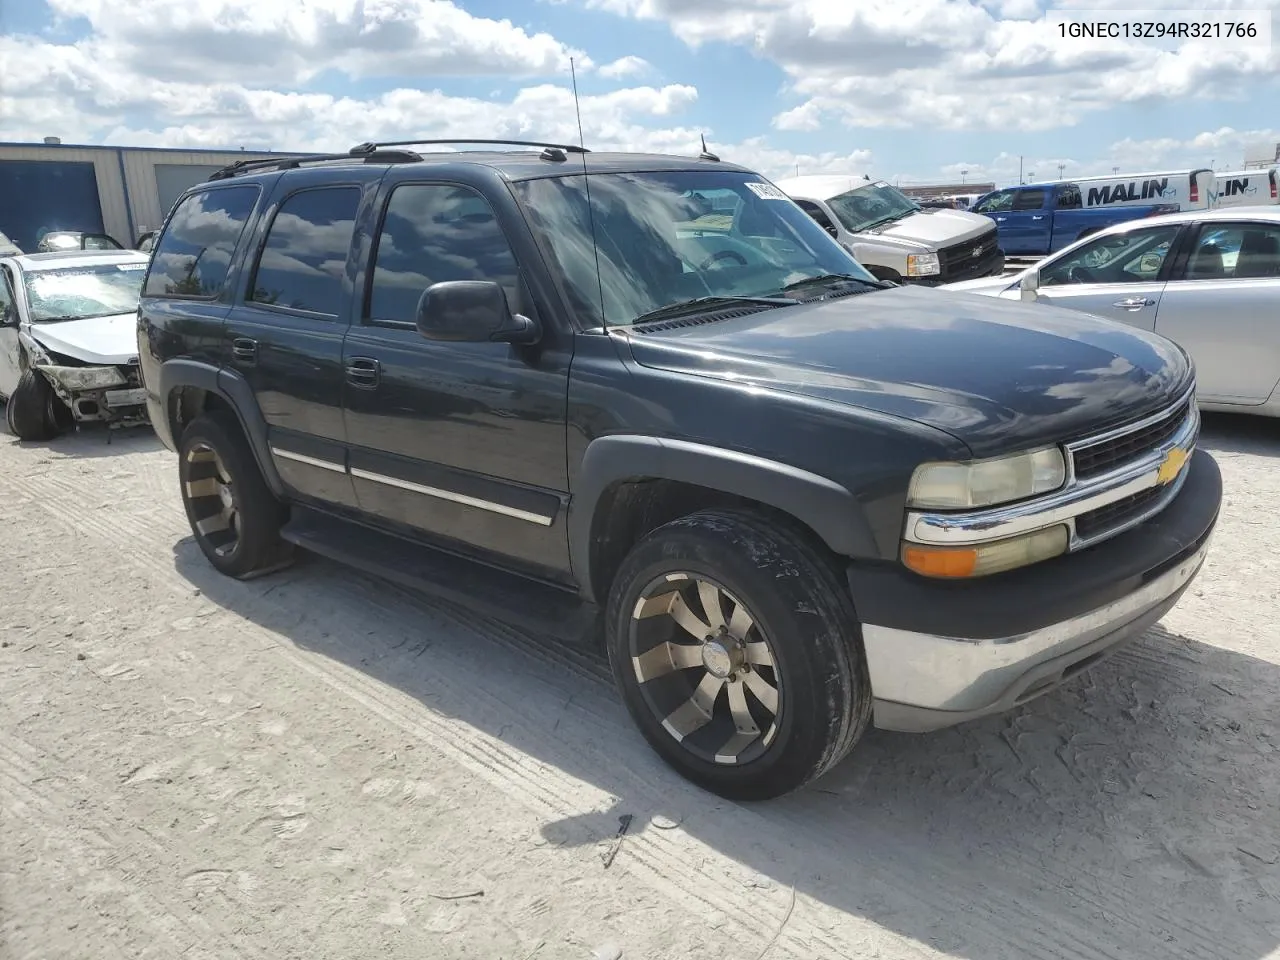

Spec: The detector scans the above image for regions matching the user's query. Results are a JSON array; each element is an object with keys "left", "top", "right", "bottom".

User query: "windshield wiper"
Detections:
[
  {"left": 631, "top": 295, "right": 794, "bottom": 325},
  {"left": 777, "top": 273, "right": 888, "bottom": 293}
]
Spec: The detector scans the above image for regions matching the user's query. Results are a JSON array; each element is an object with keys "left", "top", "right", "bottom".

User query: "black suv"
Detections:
[{"left": 137, "top": 139, "right": 1222, "bottom": 800}]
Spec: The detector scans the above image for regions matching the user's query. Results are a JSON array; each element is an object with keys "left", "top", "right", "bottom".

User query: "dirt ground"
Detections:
[{"left": 2, "top": 413, "right": 1279, "bottom": 960}]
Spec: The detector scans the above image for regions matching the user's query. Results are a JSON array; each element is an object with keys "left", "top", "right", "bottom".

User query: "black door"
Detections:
[
  {"left": 341, "top": 179, "right": 572, "bottom": 581},
  {"left": 223, "top": 170, "right": 379, "bottom": 509}
]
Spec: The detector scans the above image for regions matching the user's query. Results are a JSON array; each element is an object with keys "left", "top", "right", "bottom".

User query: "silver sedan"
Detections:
[{"left": 942, "top": 205, "right": 1280, "bottom": 417}]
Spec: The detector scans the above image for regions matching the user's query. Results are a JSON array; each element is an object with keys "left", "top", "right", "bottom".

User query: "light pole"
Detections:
[
  {"left": 1112, "top": 166, "right": 1119, "bottom": 174},
  {"left": 1057, "top": 163, "right": 1065, "bottom": 179},
  {"left": 961, "top": 168, "right": 968, "bottom": 184}
]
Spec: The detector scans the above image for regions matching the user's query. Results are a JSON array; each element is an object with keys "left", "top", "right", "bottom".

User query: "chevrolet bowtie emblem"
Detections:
[{"left": 1156, "top": 447, "right": 1189, "bottom": 486}]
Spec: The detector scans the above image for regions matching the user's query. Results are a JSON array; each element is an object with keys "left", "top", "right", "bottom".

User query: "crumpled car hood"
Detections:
[{"left": 28, "top": 313, "right": 138, "bottom": 365}]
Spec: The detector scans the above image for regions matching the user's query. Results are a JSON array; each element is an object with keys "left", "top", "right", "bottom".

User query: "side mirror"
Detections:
[
  {"left": 416, "top": 280, "right": 540, "bottom": 345},
  {"left": 1019, "top": 270, "right": 1040, "bottom": 302}
]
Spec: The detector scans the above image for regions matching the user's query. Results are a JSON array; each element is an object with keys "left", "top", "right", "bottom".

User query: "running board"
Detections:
[{"left": 279, "top": 507, "right": 600, "bottom": 645}]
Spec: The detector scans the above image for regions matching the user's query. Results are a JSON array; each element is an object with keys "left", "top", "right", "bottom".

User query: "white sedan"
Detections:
[
  {"left": 1, "top": 249, "right": 152, "bottom": 440},
  {"left": 942, "top": 206, "right": 1280, "bottom": 418}
]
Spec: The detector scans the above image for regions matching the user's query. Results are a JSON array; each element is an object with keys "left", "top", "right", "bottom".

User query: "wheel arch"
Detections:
[
  {"left": 158, "top": 358, "right": 285, "bottom": 498},
  {"left": 570, "top": 435, "right": 877, "bottom": 605}
]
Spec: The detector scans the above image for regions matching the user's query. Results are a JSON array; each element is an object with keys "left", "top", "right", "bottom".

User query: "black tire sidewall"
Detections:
[
  {"left": 605, "top": 510, "right": 870, "bottom": 800},
  {"left": 178, "top": 412, "right": 288, "bottom": 578},
  {"left": 6, "top": 369, "right": 59, "bottom": 441}
]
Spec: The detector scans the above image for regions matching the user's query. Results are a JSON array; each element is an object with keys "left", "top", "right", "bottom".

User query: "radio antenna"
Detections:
[
  {"left": 569, "top": 56, "right": 607, "bottom": 328},
  {"left": 570, "top": 57, "right": 586, "bottom": 152}
]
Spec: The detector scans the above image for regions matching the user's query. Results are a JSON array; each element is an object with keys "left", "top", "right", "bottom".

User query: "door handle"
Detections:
[
  {"left": 232, "top": 337, "right": 257, "bottom": 363},
  {"left": 1031, "top": 215, "right": 1045, "bottom": 221},
  {"left": 995, "top": 216, "right": 1007, "bottom": 221},
  {"left": 1112, "top": 297, "right": 1155, "bottom": 310},
  {"left": 345, "top": 357, "right": 381, "bottom": 389}
]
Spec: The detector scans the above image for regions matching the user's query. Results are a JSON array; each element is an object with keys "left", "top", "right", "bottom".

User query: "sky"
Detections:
[{"left": 1, "top": 0, "right": 1278, "bottom": 187}]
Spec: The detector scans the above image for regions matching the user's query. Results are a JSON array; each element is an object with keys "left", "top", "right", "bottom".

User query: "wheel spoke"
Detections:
[
  {"left": 697, "top": 580, "right": 727, "bottom": 631},
  {"left": 745, "top": 641, "right": 774, "bottom": 668},
  {"left": 184, "top": 477, "right": 221, "bottom": 498},
  {"left": 742, "top": 669, "right": 779, "bottom": 715},
  {"left": 715, "top": 681, "right": 762, "bottom": 764},
  {"left": 632, "top": 589, "right": 677, "bottom": 620},
  {"left": 661, "top": 672, "right": 724, "bottom": 741},
  {"left": 632, "top": 641, "right": 703, "bottom": 683},
  {"left": 195, "top": 514, "right": 230, "bottom": 536},
  {"left": 727, "top": 601, "right": 753, "bottom": 640},
  {"left": 213, "top": 453, "right": 232, "bottom": 485},
  {"left": 667, "top": 592, "right": 712, "bottom": 641}
]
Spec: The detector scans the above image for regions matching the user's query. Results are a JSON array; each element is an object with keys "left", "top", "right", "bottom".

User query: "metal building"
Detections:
[{"left": 0, "top": 139, "right": 301, "bottom": 253}]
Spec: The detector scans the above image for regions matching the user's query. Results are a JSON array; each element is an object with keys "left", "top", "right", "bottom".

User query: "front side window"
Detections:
[
  {"left": 824, "top": 181, "right": 920, "bottom": 233},
  {"left": 794, "top": 200, "right": 839, "bottom": 235},
  {"left": 249, "top": 186, "right": 360, "bottom": 315},
  {"left": 1040, "top": 225, "right": 1180, "bottom": 286},
  {"left": 144, "top": 185, "right": 260, "bottom": 298},
  {"left": 22, "top": 260, "right": 149, "bottom": 322},
  {"left": 513, "top": 170, "right": 877, "bottom": 327},
  {"left": 973, "top": 190, "right": 1013, "bottom": 213},
  {"left": 367, "top": 183, "right": 520, "bottom": 325}
]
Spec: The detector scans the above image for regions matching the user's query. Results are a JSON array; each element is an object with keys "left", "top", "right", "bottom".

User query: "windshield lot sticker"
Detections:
[
  {"left": 745, "top": 182, "right": 789, "bottom": 200},
  {"left": 117, "top": 263, "right": 147, "bottom": 270}
]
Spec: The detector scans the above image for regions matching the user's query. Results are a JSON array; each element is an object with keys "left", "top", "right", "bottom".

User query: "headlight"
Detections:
[
  {"left": 902, "top": 524, "right": 1069, "bottom": 578},
  {"left": 906, "top": 252, "right": 940, "bottom": 277},
  {"left": 907, "top": 446, "right": 1066, "bottom": 510}
]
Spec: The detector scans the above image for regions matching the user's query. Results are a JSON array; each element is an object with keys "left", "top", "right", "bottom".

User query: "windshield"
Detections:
[
  {"left": 825, "top": 181, "right": 921, "bottom": 233},
  {"left": 22, "top": 261, "right": 148, "bottom": 322},
  {"left": 512, "top": 170, "right": 876, "bottom": 327}
]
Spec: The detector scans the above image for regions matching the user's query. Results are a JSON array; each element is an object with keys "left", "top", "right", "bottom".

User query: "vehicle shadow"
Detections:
[
  {"left": 0, "top": 422, "right": 162, "bottom": 459},
  {"left": 173, "top": 541, "right": 1280, "bottom": 960},
  {"left": 1199, "top": 411, "right": 1279, "bottom": 459}
]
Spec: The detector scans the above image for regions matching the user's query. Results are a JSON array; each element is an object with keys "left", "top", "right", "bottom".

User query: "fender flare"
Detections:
[
  {"left": 569, "top": 435, "right": 878, "bottom": 602},
  {"left": 158, "top": 358, "right": 285, "bottom": 497}
]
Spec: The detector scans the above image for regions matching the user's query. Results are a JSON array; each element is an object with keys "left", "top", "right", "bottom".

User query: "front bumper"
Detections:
[
  {"left": 35, "top": 363, "right": 150, "bottom": 425},
  {"left": 849, "top": 447, "right": 1221, "bottom": 732},
  {"left": 907, "top": 250, "right": 1006, "bottom": 286}
]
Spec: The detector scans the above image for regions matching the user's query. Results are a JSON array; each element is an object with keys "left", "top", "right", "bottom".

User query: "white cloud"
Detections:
[
  {"left": 599, "top": 55, "right": 652, "bottom": 79},
  {"left": 572, "top": 0, "right": 1280, "bottom": 131},
  {"left": 42, "top": 0, "right": 591, "bottom": 84}
]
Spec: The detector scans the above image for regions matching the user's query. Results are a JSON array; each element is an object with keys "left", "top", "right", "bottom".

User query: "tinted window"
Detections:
[
  {"left": 368, "top": 184, "right": 520, "bottom": 325},
  {"left": 1013, "top": 189, "right": 1046, "bottom": 211},
  {"left": 249, "top": 187, "right": 360, "bottom": 315},
  {"left": 1056, "top": 185, "right": 1081, "bottom": 209},
  {"left": 973, "top": 190, "right": 1013, "bottom": 213},
  {"left": 1040, "top": 225, "right": 1180, "bottom": 286},
  {"left": 144, "top": 186, "right": 259, "bottom": 298}
]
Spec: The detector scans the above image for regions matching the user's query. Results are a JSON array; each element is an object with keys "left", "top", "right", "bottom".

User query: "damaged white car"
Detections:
[{"left": 1, "top": 249, "right": 151, "bottom": 441}]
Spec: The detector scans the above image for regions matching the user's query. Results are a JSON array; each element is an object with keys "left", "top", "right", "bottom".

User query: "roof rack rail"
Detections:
[
  {"left": 348, "top": 138, "right": 590, "bottom": 162},
  {"left": 207, "top": 149, "right": 424, "bottom": 181}
]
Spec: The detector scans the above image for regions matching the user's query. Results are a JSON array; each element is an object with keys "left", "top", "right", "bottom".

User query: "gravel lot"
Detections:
[{"left": 2, "top": 413, "right": 1279, "bottom": 960}]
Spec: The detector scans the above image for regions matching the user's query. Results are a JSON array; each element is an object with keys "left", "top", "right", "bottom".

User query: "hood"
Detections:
[
  {"left": 28, "top": 313, "right": 139, "bottom": 365},
  {"left": 622, "top": 285, "right": 1192, "bottom": 459},
  {"left": 863, "top": 208, "right": 994, "bottom": 246},
  {"left": 938, "top": 273, "right": 1021, "bottom": 295}
]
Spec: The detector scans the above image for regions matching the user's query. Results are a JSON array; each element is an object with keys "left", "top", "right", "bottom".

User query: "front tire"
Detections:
[
  {"left": 5, "top": 369, "right": 60, "bottom": 441},
  {"left": 178, "top": 412, "right": 292, "bottom": 579},
  {"left": 605, "top": 509, "right": 872, "bottom": 801}
]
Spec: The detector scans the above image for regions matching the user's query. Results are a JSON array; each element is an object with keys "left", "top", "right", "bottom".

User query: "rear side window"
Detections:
[
  {"left": 248, "top": 186, "right": 361, "bottom": 316},
  {"left": 1055, "top": 185, "right": 1081, "bottom": 209},
  {"left": 367, "top": 183, "right": 520, "bottom": 325},
  {"left": 144, "top": 186, "right": 259, "bottom": 298},
  {"left": 1013, "top": 188, "right": 1046, "bottom": 210}
]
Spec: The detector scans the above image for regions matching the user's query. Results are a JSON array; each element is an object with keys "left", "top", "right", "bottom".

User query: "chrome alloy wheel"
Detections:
[
  {"left": 184, "top": 441, "right": 240, "bottom": 558},
  {"left": 628, "top": 572, "right": 782, "bottom": 766}
]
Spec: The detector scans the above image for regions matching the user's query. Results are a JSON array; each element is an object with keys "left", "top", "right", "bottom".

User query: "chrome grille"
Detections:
[
  {"left": 1074, "top": 486, "right": 1165, "bottom": 540},
  {"left": 1070, "top": 394, "right": 1193, "bottom": 482}
]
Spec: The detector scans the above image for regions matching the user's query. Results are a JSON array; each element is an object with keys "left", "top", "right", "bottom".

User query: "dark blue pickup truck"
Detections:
[{"left": 971, "top": 181, "right": 1178, "bottom": 256}]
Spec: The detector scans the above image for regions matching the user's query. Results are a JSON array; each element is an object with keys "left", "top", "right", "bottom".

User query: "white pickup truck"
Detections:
[{"left": 776, "top": 175, "right": 1005, "bottom": 285}]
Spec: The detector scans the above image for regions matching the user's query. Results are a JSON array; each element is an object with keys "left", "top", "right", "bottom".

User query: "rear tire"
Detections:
[
  {"left": 178, "top": 411, "right": 293, "bottom": 579},
  {"left": 605, "top": 508, "right": 872, "bottom": 801},
  {"left": 5, "top": 369, "right": 60, "bottom": 441}
]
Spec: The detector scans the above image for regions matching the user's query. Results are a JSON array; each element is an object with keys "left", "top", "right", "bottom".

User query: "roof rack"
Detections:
[
  {"left": 348, "top": 139, "right": 590, "bottom": 164},
  {"left": 207, "top": 149, "right": 424, "bottom": 181}
]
